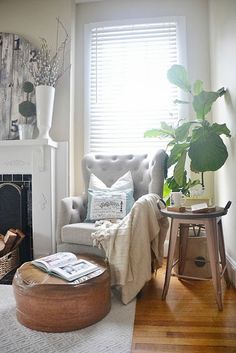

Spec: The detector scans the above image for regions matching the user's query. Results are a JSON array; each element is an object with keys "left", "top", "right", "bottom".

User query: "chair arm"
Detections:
[
  {"left": 56, "top": 195, "right": 87, "bottom": 245},
  {"left": 149, "top": 149, "right": 168, "bottom": 197}
]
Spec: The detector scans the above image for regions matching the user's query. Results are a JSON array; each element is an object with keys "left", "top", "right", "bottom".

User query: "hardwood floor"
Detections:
[{"left": 132, "top": 263, "right": 236, "bottom": 353}]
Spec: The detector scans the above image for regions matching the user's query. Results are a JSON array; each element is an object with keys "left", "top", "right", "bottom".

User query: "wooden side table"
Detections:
[{"left": 160, "top": 207, "right": 231, "bottom": 310}]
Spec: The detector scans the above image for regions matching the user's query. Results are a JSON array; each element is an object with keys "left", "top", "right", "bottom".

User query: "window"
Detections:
[{"left": 85, "top": 17, "right": 186, "bottom": 153}]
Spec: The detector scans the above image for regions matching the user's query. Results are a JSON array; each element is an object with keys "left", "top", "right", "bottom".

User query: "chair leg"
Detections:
[
  {"left": 218, "top": 219, "right": 231, "bottom": 288},
  {"left": 205, "top": 219, "right": 223, "bottom": 311},
  {"left": 162, "top": 218, "right": 179, "bottom": 300}
]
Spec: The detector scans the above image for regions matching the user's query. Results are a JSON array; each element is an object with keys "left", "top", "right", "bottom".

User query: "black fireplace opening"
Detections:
[{"left": 0, "top": 174, "right": 33, "bottom": 264}]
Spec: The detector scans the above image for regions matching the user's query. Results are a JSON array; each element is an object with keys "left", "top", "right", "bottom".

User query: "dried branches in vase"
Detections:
[{"left": 27, "top": 18, "right": 70, "bottom": 87}]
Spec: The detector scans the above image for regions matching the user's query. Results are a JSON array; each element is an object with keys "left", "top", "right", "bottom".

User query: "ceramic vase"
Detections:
[
  {"left": 36, "top": 85, "right": 55, "bottom": 139},
  {"left": 18, "top": 124, "right": 34, "bottom": 140}
]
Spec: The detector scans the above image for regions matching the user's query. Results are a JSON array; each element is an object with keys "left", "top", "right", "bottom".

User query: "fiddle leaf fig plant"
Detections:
[{"left": 145, "top": 64, "right": 231, "bottom": 197}]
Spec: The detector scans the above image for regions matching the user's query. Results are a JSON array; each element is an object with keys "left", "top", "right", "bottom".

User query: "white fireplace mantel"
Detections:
[{"left": 0, "top": 138, "right": 68, "bottom": 258}]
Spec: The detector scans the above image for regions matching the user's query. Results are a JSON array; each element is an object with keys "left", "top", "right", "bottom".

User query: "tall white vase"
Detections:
[{"left": 36, "top": 85, "right": 55, "bottom": 139}]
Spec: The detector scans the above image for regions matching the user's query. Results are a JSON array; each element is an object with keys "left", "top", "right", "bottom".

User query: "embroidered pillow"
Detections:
[
  {"left": 85, "top": 171, "right": 134, "bottom": 221},
  {"left": 85, "top": 189, "right": 134, "bottom": 221}
]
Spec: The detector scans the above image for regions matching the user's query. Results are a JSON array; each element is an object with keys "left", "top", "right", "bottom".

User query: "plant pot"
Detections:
[
  {"left": 18, "top": 124, "right": 34, "bottom": 140},
  {"left": 36, "top": 85, "right": 55, "bottom": 139}
]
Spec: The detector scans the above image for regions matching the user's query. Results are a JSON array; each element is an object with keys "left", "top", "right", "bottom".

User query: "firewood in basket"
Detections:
[
  {"left": 3, "top": 229, "right": 18, "bottom": 254},
  {"left": 10, "top": 228, "right": 25, "bottom": 250},
  {"left": 0, "top": 239, "right": 5, "bottom": 257}
]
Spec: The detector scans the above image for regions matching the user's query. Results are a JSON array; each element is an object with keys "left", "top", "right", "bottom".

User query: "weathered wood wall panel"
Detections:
[{"left": 0, "top": 33, "right": 36, "bottom": 140}]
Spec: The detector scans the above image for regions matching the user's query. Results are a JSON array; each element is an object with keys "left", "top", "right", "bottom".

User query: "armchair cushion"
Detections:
[{"left": 62, "top": 222, "right": 96, "bottom": 246}]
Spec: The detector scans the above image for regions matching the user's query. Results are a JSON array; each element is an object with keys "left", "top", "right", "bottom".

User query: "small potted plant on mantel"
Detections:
[
  {"left": 18, "top": 81, "right": 36, "bottom": 139},
  {"left": 145, "top": 64, "right": 231, "bottom": 203}
]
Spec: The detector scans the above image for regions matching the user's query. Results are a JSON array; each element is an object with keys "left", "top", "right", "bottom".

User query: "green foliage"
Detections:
[
  {"left": 145, "top": 64, "right": 231, "bottom": 198},
  {"left": 22, "top": 81, "right": 34, "bottom": 93},
  {"left": 192, "top": 91, "right": 219, "bottom": 119},
  {"left": 167, "top": 64, "right": 191, "bottom": 93},
  {"left": 19, "top": 101, "right": 36, "bottom": 118},
  {"left": 189, "top": 131, "right": 228, "bottom": 172},
  {"left": 18, "top": 81, "right": 36, "bottom": 124}
]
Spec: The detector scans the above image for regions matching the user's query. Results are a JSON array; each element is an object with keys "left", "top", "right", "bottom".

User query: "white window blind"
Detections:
[{"left": 85, "top": 18, "right": 185, "bottom": 153}]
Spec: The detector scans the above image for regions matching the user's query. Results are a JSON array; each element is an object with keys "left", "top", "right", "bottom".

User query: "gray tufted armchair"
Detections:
[{"left": 56, "top": 150, "right": 167, "bottom": 256}]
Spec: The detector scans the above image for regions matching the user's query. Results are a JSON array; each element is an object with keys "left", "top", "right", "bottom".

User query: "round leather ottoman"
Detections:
[{"left": 13, "top": 254, "right": 111, "bottom": 332}]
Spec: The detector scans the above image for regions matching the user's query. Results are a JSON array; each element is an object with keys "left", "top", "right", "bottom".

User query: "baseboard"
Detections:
[{"left": 226, "top": 253, "right": 236, "bottom": 288}]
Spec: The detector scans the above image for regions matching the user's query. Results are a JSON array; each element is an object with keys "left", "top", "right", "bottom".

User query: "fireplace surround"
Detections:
[{"left": 0, "top": 139, "right": 68, "bottom": 259}]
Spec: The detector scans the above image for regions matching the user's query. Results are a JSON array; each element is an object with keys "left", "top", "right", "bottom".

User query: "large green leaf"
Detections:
[
  {"left": 144, "top": 122, "right": 175, "bottom": 138},
  {"left": 193, "top": 80, "right": 203, "bottom": 95},
  {"left": 192, "top": 91, "right": 219, "bottom": 119},
  {"left": 167, "top": 65, "right": 191, "bottom": 93},
  {"left": 189, "top": 132, "right": 228, "bottom": 172},
  {"left": 165, "top": 175, "right": 184, "bottom": 193},
  {"left": 191, "top": 125, "right": 206, "bottom": 142},
  {"left": 173, "top": 150, "right": 187, "bottom": 185},
  {"left": 174, "top": 99, "right": 190, "bottom": 104},
  {"left": 160, "top": 121, "right": 175, "bottom": 132},
  {"left": 167, "top": 143, "right": 189, "bottom": 168},
  {"left": 163, "top": 181, "right": 172, "bottom": 200},
  {"left": 211, "top": 123, "right": 231, "bottom": 137},
  {"left": 144, "top": 128, "right": 174, "bottom": 138},
  {"left": 175, "top": 122, "right": 191, "bottom": 141}
]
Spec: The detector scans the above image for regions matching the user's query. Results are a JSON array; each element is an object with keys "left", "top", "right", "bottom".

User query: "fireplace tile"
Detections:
[
  {"left": 13, "top": 174, "right": 23, "bottom": 182},
  {"left": 3, "top": 174, "right": 12, "bottom": 181},
  {"left": 23, "top": 174, "right": 32, "bottom": 181}
]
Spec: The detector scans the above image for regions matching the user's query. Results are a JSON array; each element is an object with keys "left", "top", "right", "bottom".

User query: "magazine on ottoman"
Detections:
[{"left": 32, "top": 252, "right": 101, "bottom": 282}]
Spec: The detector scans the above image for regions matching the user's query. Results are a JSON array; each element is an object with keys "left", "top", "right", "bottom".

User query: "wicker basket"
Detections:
[{"left": 0, "top": 247, "right": 20, "bottom": 280}]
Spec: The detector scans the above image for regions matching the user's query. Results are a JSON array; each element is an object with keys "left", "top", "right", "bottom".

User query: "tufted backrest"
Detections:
[{"left": 82, "top": 150, "right": 167, "bottom": 201}]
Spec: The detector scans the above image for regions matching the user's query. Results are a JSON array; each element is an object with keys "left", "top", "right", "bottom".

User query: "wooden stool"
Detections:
[
  {"left": 13, "top": 254, "right": 111, "bottom": 332},
  {"left": 161, "top": 207, "right": 230, "bottom": 310}
]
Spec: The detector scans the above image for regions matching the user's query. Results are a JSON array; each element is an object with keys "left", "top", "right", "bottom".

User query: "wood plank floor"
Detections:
[{"left": 132, "top": 263, "right": 236, "bottom": 353}]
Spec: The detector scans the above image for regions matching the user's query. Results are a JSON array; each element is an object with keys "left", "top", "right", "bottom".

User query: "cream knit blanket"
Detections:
[{"left": 91, "top": 194, "right": 169, "bottom": 304}]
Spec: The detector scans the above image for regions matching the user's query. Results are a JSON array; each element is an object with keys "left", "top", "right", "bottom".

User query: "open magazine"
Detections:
[{"left": 32, "top": 252, "right": 100, "bottom": 282}]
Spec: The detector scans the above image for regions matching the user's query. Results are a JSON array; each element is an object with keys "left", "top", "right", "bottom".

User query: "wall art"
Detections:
[{"left": 0, "top": 33, "right": 36, "bottom": 140}]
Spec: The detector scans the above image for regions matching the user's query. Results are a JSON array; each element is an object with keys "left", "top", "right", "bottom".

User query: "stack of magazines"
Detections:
[{"left": 32, "top": 252, "right": 104, "bottom": 283}]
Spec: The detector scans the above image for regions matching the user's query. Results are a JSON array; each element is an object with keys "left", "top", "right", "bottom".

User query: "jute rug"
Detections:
[{"left": 0, "top": 285, "right": 136, "bottom": 353}]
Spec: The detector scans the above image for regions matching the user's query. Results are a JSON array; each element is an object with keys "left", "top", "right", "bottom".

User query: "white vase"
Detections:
[{"left": 36, "top": 85, "right": 55, "bottom": 139}]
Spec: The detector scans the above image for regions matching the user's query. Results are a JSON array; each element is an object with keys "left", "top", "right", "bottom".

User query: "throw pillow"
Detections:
[
  {"left": 85, "top": 189, "right": 134, "bottom": 221},
  {"left": 89, "top": 171, "right": 133, "bottom": 191},
  {"left": 85, "top": 171, "right": 135, "bottom": 221}
]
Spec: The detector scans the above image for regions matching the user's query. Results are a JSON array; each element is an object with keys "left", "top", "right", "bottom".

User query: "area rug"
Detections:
[{"left": 0, "top": 285, "right": 136, "bottom": 353}]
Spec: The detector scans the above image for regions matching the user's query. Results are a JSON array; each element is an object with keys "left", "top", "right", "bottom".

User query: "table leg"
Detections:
[
  {"left": 205, "top": 219, "right": 223, "bottom": 311},
  {"left": 178, "top": 224, "right": 189, "bottom": 275},
  {"left": 162, "top": 218, "right": 179, "bottom": 300},
  {"left": 218, "top": 218, "right": 231, "bottom": 288}
]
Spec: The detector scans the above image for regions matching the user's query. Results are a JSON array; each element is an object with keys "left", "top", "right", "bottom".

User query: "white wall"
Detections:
[
  {"left": 75, "top": 0, "right": 211, "bottom": 194},
  {"left": 0, "top": 0, "right": 74, "bottom": 142},
  {"left": 209, "top": 0, "right": 236, "bottom": 264}
]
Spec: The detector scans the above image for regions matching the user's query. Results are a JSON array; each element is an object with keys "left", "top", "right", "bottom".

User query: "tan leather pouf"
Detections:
[{"left": 13, "top": 255, "right": 111, "bottom": 332}]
